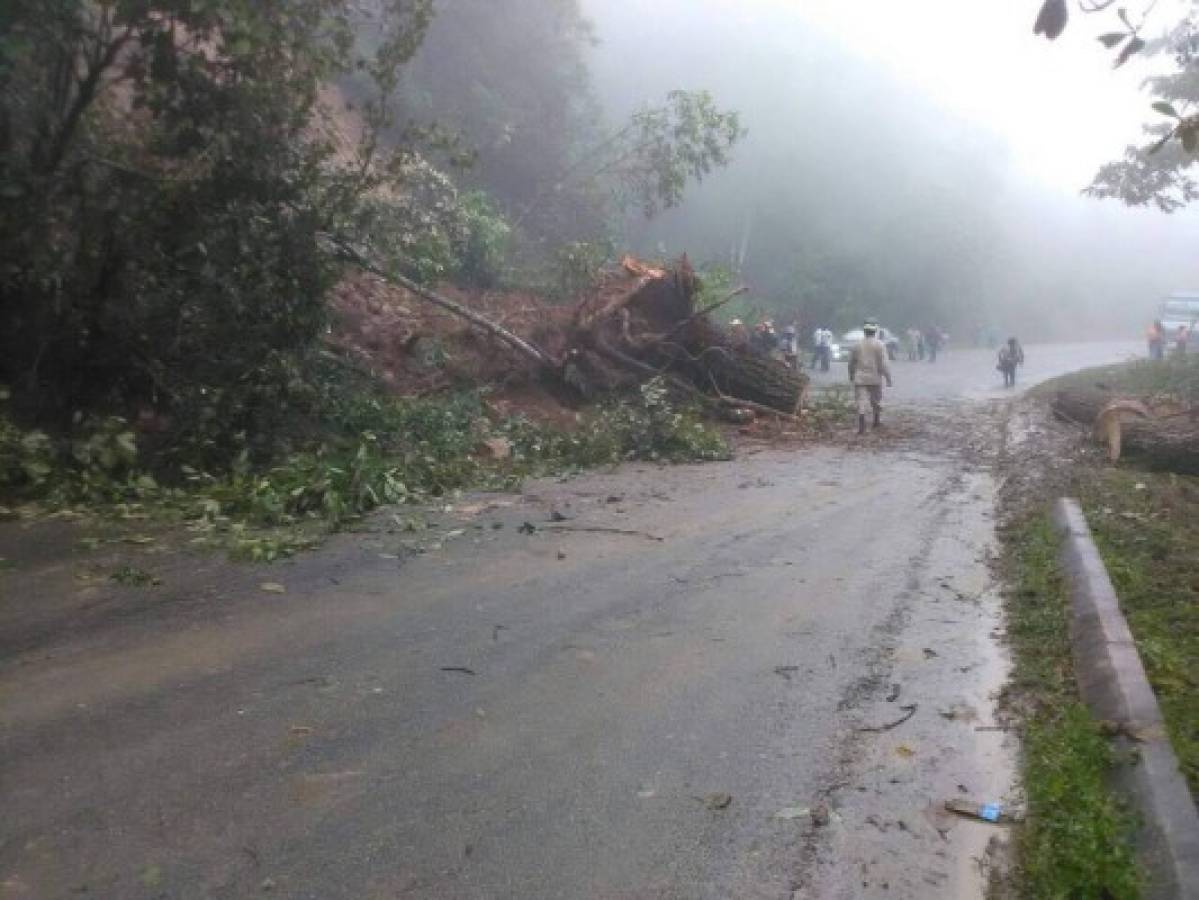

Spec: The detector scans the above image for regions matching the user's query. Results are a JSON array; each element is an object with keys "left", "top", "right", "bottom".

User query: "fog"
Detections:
[{"left": 582, "top": 0, "right": 1199, "bottom": 340}]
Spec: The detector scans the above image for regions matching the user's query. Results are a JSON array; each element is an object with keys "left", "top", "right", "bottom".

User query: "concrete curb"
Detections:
[{"left": 1053, "top": 498, "right": 1199, "bottom": 899}]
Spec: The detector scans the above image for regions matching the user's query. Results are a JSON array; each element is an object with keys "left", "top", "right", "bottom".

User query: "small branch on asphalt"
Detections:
[
  {"left": 542, "top": 524, "right": 665, "bottom": 542},
  {"left": 857, "top": 703, "right": 918, "bottom": 733}
]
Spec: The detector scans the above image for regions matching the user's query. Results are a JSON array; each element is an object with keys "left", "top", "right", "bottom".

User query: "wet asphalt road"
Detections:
[
  {"left": 806, "top": 340, "right": 1142, "bottom": 404},
  {"left": 0, "top": 342, "right": 1138, "bottom": 899}
]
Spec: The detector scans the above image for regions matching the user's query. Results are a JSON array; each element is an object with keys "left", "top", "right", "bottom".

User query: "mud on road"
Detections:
[{"left": 0, "top": 343, "right": 1136, "bottom": 899}]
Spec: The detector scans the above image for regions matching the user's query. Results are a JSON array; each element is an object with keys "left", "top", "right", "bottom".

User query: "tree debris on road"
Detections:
[{"left": 857, "top": 703, "right": 918, "bottom": 733}]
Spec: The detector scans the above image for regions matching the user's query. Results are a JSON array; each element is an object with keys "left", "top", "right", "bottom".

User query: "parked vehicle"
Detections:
[{"left": 1158, "top": 292, "right": 1199, "bottom": 349}]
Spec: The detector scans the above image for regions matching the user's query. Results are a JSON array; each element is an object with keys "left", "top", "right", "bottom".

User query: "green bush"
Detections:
[
  {"left": 546, "top": 240, "right": 611, "bottom": 302},
  {"left": 457, "top": 191, "right": 511, "bottom": 288},
  {"left": 505, "top": 378, "right": 730, "bottom": 467}
]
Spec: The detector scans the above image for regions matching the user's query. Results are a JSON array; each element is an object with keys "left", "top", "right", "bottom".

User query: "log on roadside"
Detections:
[{"left": 1050, "top": 388, "right": 1199, "bottom": 474}]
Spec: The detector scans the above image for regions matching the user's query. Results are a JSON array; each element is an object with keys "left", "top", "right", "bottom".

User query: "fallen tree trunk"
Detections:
[
  {"left": 1050, "top": 388, "right": 1199, "bottom": 474},
  {"left": 334, "top": 239, "right": 808, "bottom": 418},
  {"left": 330, "top": 238, "right": 558, "bottom": 369}
]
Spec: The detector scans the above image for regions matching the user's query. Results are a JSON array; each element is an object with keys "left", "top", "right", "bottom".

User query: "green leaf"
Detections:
[
  {"left": 1033, "top": 0, "right": 1068, "bottom": 40},
  {"left": 1152, "top": 101, "right": 1181, "bottom": 119},
  {"left": 1114, "top": 36, "right": 1146, "bottom": 68},
  {"left": 1097, "top": 32, "right": 1127, "bottom": 49}
]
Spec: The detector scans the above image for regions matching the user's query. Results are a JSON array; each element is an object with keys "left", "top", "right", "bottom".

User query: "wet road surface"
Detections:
[
  {"left": 0, "top": 342, "right": 1138, "bottom": 899},
  {"left": 808, "top": 340, "right": 1140, "bottom": 403}
]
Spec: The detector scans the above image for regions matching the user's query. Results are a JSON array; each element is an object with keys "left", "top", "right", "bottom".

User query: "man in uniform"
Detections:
[{"left": 848, "top": 320, "right": 892, "bottom": 435}]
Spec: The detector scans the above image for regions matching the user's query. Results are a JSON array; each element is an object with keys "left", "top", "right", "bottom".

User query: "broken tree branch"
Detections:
[
  {"left": 328, "top": 237, "right": 558, "bottom": 369},
  {"left": 857, "top": 703, "right": 918, "bottom": 733},
  {"left": 542, "top": 524, "right": 665, "bottom": 542}
]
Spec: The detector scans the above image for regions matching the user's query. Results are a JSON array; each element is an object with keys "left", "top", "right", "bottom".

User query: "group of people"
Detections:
[
  {"left": 844, "top": 323, "right": 1026, "bottom": 435},
  {"left": 1145, "top": 320, "right": 1192, "bottom": 360},
  {"left": 728, "top": 316, "right": 1028, "bottom": 435},
  {"left": 730, "top": 318, "right": 819, "bottom": 372},
  {"left": 905, "top": 326, "right": 946, "bottom": 362}
]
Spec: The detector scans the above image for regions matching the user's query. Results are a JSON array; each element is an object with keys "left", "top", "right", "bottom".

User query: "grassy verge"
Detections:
[
  {"left": 1029, "top": 354, "right": 1199, "bottom": 795},
  {"left": 1077, "top": 469, "right": 1199, "bottom": 795},
  {"left": 1003, "top": 515, "right": 1141, "bottom": 899},
  {"left": 1029, "top": 352, "right": 1199, "bottom": 403}
]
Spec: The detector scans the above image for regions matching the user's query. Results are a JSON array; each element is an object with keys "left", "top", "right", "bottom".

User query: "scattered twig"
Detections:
[
  {"left": 542, "top": 523, "right": 665, "bottom": 542},
  {"left": 440, "top": 666, "right": 477, "bottom": 676},
  {"left": 857, "top": 703, "right": 918, "bottom": 733}
]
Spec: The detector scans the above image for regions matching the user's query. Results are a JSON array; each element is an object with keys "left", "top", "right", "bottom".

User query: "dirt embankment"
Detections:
[{"left": 329, "top": 272, "right": 579, "bottom": 427}]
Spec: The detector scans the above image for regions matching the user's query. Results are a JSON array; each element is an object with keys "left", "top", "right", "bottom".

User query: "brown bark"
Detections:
[{"left": 1050, "top": 388, "right": 1199, "bottom": 474}]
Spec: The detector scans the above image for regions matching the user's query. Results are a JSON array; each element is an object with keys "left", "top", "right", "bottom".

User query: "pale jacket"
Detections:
[{"left": 849, "top": 336, "right": 891, "bottom": 386}]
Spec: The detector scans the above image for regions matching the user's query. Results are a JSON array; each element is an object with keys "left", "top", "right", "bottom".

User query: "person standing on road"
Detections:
[
  {"left": 1175, "top": 324, "right": 1189, "bottom": 355},
  {"left": 997, "top": 336, "right": 1025, "bottom": 388},
  {"left": 924, "top": 326, "right": 944, "bottom": 363},
  {"left": 1147, "top": 320, "right": 1165, "bottom": 360},
  {"left": 811, "top": 327, "right": 832, "bottom": 372},
  {"left": 848, "top": 321, "right": 892, "bottom": 435},
  {"left": 906, "top": 327, "right": 921, "bottom": 361}
]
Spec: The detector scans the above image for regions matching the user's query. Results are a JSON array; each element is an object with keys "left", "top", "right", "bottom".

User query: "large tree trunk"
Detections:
[{"left": 1050, "top": 388, "right": 1199, "bottom": 474}]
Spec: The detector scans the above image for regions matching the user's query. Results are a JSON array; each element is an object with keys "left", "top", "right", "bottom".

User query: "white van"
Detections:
[
  {"left": 1159, "top": 292, "right": 1199, "bottom": 348},
  {"left": 1160, "top": 292, "right": 1199, "bottom": 330}
]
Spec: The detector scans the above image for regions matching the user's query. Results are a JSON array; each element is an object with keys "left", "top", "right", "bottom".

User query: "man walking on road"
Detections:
[{"left": 849, "top": 320, "right": 892, "bottom": 435}]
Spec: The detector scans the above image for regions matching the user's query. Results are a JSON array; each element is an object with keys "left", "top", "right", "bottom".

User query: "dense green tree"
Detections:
[{"left": 0, "top": 0, "right": 436, "bottom": 457}]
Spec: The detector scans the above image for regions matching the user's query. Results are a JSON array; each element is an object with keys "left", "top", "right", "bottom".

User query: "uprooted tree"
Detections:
[{"left": 338, "top": 241, "right": 809, "bottom": 420}]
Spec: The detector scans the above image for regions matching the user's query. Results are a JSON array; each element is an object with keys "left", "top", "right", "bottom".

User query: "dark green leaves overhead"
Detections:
[
  {"left": 1033, "top": 0, "right": 1068, "bottom": 40},
  {"left": 1113, "top": 36, "right": 1146, "bottom": 68}
]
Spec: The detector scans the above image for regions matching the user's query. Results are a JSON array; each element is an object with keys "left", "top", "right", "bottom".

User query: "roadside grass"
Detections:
[
  {"left": 999, "top": 354, "right": 1199, "bottom": 898},
  {"left": 1030, "top": 353, "right": 1199, "bottom": 403},
  {"left": 1030, "top": 355, "right": 1199, "bottom": 795},
  {"left": 1003, "top": 515, "right": 1141, "bottom": 899},
  {"left": 1077, "top": 469, "right": 1199, "bottom": 795}
]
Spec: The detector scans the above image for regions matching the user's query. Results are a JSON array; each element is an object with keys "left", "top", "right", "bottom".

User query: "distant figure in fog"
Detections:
[
  {"left": 997, "top": 337, "right": 1025, "bottom": 388},
  {"left": 924, "top": 326, "right": 944, "bottom": 363},
  {"left": 905, "top": 328, "right": 920, "bottom": 361},
  {"left": 1175, "top": 324, "right": 1190, "bottom": 355},
  {"left": 780, "top": 325, "right": 799, "bottom": 369},
  {"left": 1146, "top": 319, "right": 1165, "bottom": 360},
  {"left": 811, "top": 327, "right": 833, "bottom": 372}
]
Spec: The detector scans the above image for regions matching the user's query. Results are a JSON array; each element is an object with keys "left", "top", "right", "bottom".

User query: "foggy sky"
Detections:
[{"left": 580, "top": 0, "right": 1199, "bottom": 338}]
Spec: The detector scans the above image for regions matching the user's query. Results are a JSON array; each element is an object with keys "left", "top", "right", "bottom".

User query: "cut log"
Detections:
[{"left": 1050, "top": 388, "right": 1199, "bottom": 474}]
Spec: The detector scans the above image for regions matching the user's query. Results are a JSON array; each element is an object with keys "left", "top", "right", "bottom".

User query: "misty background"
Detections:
[{"left": 577, "top": 0, "right": 1199, "bottom": 340}]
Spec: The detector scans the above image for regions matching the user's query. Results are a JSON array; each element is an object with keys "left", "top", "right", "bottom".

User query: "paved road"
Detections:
[
  {"left": 0, "top": 342, "right": 1138, "bottom": 899},
  {"left": 808, "top": 340, "right": 1140, "bottom": 403}
]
